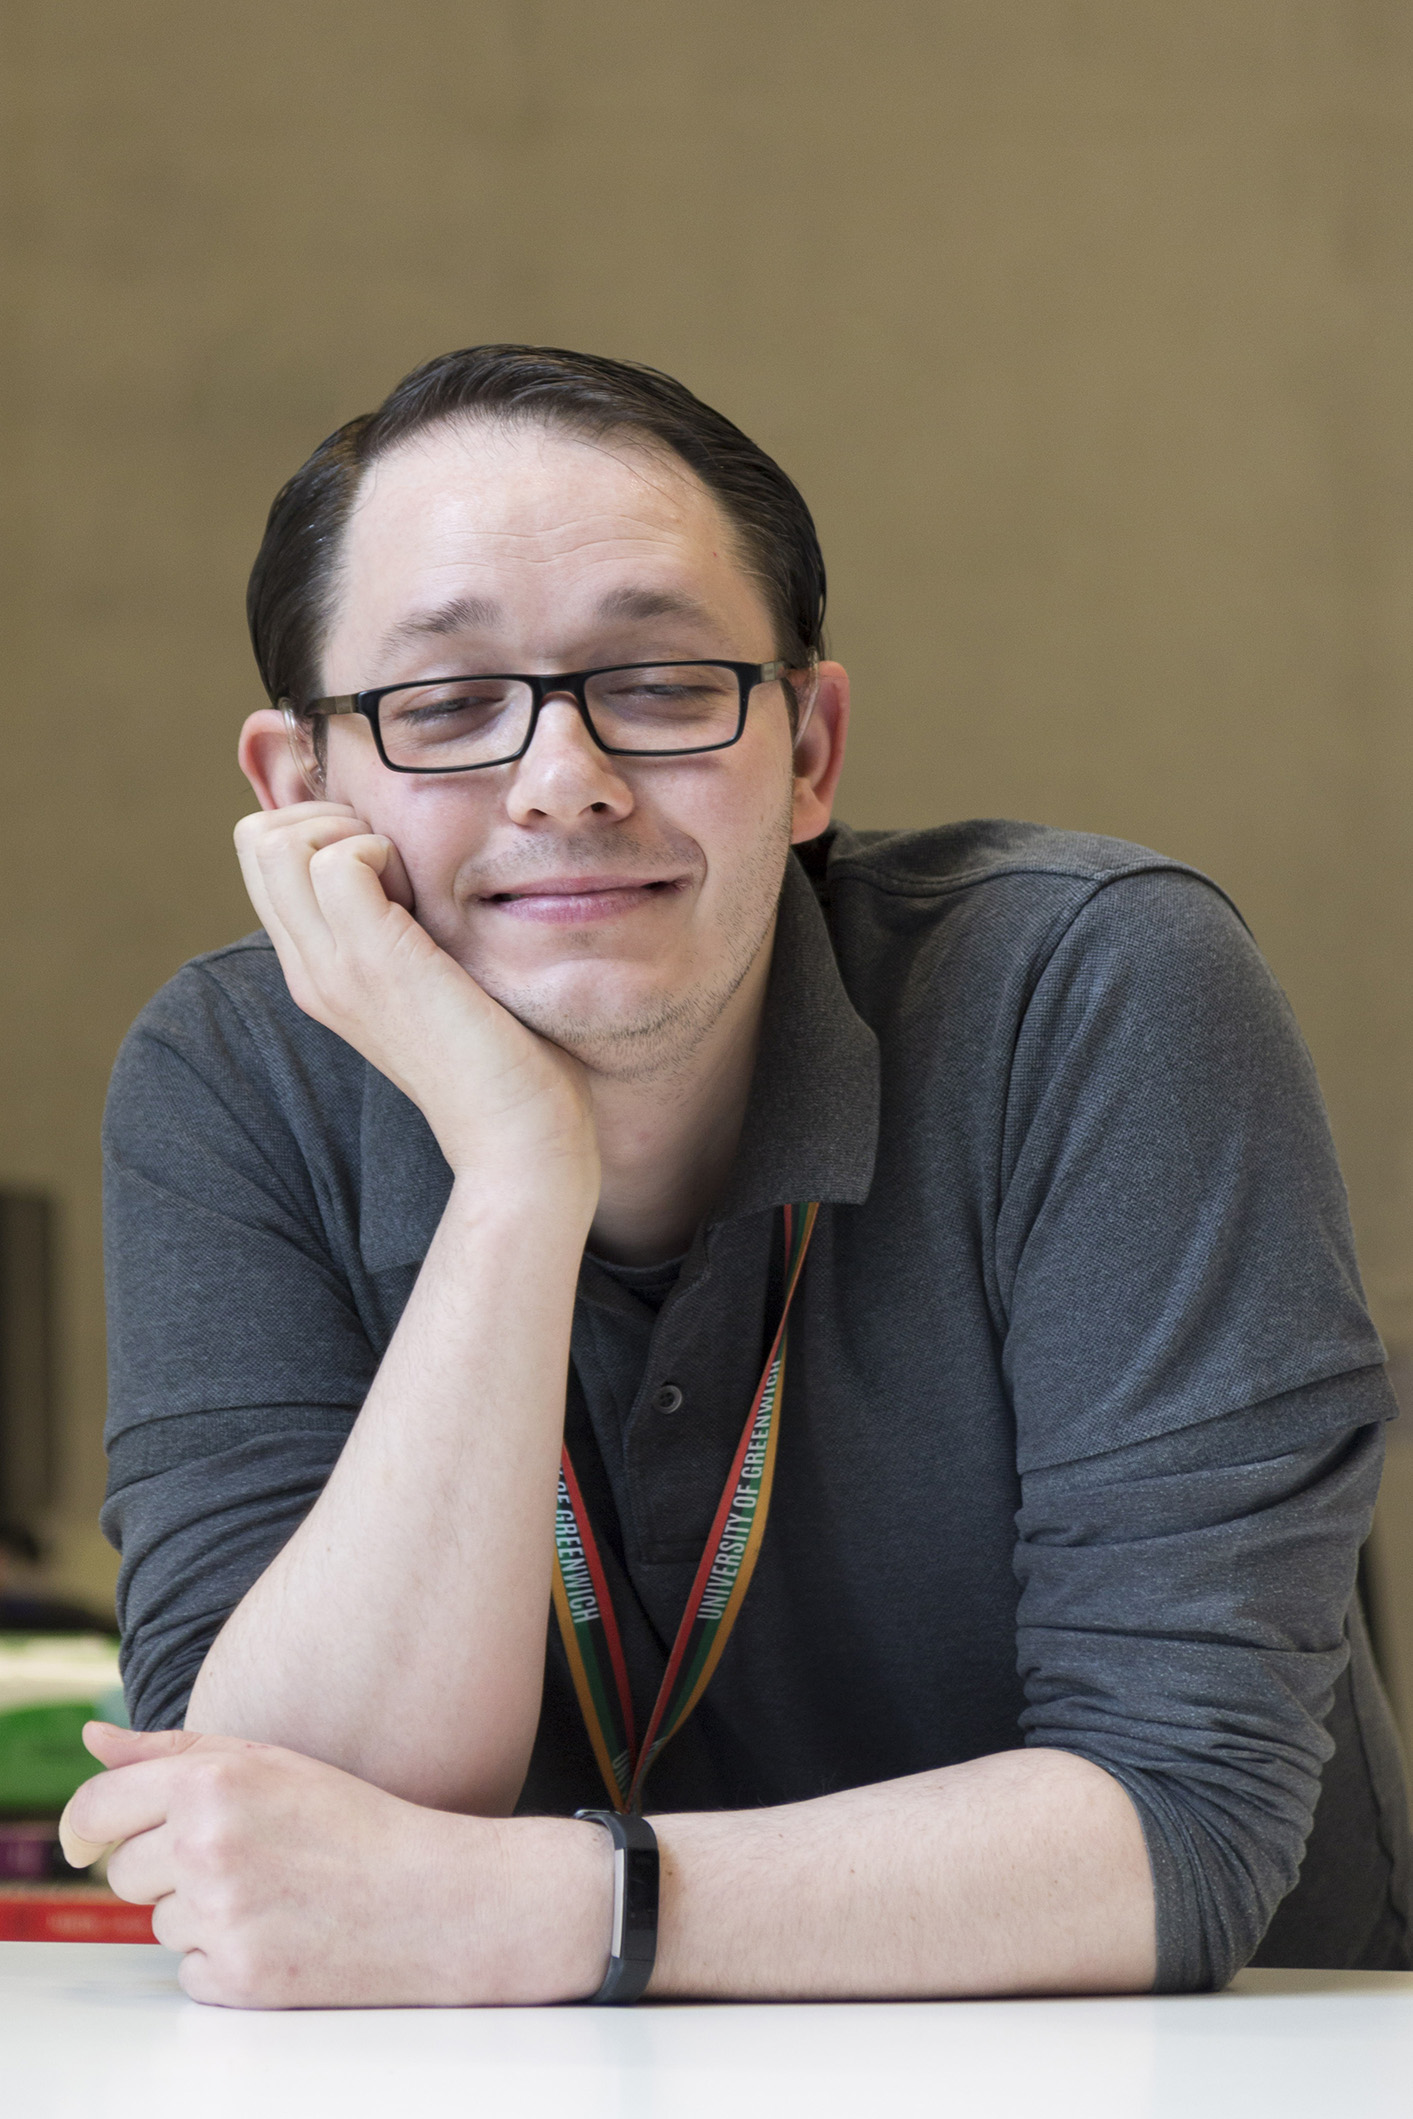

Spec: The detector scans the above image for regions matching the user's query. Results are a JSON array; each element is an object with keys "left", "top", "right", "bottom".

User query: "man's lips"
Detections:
[{"left": 476, "top": 874, "right": 688, "bottom": 924}]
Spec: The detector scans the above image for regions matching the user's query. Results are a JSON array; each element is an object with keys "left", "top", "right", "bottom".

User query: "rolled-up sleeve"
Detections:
[
  {"left": 1014, "top": 1368, "right": 1394, "bottom": 1987},
  {"left": 101, "top": 946, "right": 379, "bottom": 1731},
  {"left": 991, "top": 868, "right": 1406, "bottom": 1985}
]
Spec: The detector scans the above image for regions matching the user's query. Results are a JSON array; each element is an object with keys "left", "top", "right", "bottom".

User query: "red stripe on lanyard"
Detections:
[{"left": 557, "top": 1445, "right": 636, "bottom": 1767}]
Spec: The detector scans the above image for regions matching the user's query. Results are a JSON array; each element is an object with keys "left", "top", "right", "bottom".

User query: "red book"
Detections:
[{"left": 0, "top": 1884, "right": 157, "bottom": 1942}]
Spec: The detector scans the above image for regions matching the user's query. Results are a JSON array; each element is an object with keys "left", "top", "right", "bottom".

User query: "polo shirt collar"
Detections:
[
  {"left": 358, "top": 846, "right": 880, "bottom": 1273},
  {"left": 709, "top": 847, "right": 879, "bottom": 1223}
]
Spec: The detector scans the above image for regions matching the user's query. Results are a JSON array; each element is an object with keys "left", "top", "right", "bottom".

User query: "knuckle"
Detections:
[
  {"left": 189, "top": 1751, "right": 237, "bottom": 1797},
  {"left": 174, "top": 1817, "right": 230, "bottom": 1876},
  {"left": 178, "top": 1762, "right": 245, "bottom": 1857},
  {"left": 254, "top": 829, "right": 293, "bottom": 870}
]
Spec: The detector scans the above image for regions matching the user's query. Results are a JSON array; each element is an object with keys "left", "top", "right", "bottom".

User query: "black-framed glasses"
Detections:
[{"left": 282, "top": 659, "right": 798, "bottom": 775}]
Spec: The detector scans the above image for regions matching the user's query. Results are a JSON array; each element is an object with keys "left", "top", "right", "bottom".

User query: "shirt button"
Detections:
[{"left": 651, "top": 1382, "right": 684, "bottom": 1414}]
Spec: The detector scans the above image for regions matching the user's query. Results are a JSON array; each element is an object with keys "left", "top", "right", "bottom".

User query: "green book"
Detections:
[{"left": 0, "top": 1636, "right": 126, "bottom": 1812}]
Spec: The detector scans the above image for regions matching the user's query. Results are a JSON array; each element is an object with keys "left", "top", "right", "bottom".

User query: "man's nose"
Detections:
[{"left": 503, "top": 693, "right": 634, "bottom": 825}]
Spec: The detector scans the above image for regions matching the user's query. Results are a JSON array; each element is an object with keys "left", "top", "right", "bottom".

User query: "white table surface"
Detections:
[{"left": 2, "top": 1944, "right": 1410, "bottom": 2119}]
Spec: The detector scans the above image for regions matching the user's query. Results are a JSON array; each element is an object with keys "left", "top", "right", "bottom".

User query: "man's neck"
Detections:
[{"left": 585, "top": 929, "right": 774, "bottom": 1268}]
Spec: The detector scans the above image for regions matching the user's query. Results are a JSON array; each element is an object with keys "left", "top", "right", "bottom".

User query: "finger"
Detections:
[
  {"left": 104, "top": 1822, "right": 175, "bottom": 1906},
  {"left": 83, "top": 1722, "right": 203, "bottom": 1767},
  {"left": 235, "top": 808, "right": 378, "bottom": 966},
  {"left": 381, "top": 834, "right": 415, "bottom": 912},
  {"left": 233, "top": 801, "right": 364, "bottom": 911},
  {"left": 60, "top": 1725, "right": 199, "bottom": 1867},
  {"left": 60, "top": 1744, "right": 197, "bottom": 1866},
  {"left": 234, "top": 811, "right": 336, "bottom": 955},
  {"left": 175, "top": 1950, "right": 221, "bottom": 2006},
  {"left": 150, "top": 1892, "right": 197, "bottom": 1956},
  {"left": 301, "top": 838, "right": 430, "bottom": 1012},
  {"left": 233, "top": 800, "right": 362, "bottom": 852},
  {"left": 306, "top": 835, "right": 424, "bottom": 944},
  {"left": 58, "top": 1816, "right": 116, "bottom": 1871},
  {"left": 236, "top": 808, "right": 366, "bottom": 931},
  {"left": 260, "top": 822, "right": 405, "bottom": 961},
  {"left": 306, "top": 843, "right": 482, "bottom": 1049}
]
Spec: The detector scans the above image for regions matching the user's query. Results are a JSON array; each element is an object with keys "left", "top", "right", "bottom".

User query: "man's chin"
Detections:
[{"left": 477, "top": 970, "right": 698, "bottom": 1075}]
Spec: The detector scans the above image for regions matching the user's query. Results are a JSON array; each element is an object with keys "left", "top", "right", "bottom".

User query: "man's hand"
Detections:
[
  {"left": 234, "top": 802, "right": 597, "bottom": 1192},
  {"left": 59, "top": 1724, "right": 611, "bottom": 2009}
]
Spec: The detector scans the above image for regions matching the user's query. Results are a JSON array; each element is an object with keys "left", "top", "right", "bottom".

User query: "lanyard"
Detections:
[{"left": 551, "top": 1199, "right": 820, "bottom": 1813}]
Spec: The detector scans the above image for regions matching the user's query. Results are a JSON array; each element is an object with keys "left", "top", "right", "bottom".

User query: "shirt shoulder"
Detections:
[
  {"left": 809, "top": 822, "right": 1382, "bottom": 1464},
  {"left": 813, "top": 818, "right": 1246, "bottom": 1031},
  {"left": 104, "top": 928, "right": 366, "bottom": 1182},
  {"left": 121, "top": 929, "right": 297, "bottom": 1043},
  {"left": 113, "top": 929, "right": 350, "bottom": 1077},
  {"left": 818, "top": 817, "right": 1221, "bottom": 909}
]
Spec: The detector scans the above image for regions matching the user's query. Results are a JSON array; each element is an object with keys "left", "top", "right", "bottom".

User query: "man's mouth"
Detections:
[{"left": 478, "top": 874, "right": 688, "bottom": 924}]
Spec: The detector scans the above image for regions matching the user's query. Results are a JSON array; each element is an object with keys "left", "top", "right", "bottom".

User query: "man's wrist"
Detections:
[
  {"left": 465, "top": 1815, "right": 617, "bottom": 2005},
  {"left": 442, "top": 1164, "right": 598, "bottom": 1244}
]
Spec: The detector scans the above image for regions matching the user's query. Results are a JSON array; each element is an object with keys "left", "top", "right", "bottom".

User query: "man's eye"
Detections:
[
  {"left": 602, "top": 683, "right": 710, "bottom": 706},
  {"left": 405, "top": 698, "right": 481, "bottom": 723},
  {"left": 388, "top": 688, "right": 510, "bottom": 725}
]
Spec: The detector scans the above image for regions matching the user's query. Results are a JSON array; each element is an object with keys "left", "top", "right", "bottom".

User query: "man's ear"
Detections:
[
  {"left": 790, "top": 661, "right": 850, "bottom": 845},
  {"left": 239, "top": 708, "right": 319, "bottom": 810}
]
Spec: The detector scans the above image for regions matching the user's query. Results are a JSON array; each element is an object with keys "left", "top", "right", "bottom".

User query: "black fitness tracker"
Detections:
[{"left": 575, "top": 1808, "right": 660, "bottom": 2004}]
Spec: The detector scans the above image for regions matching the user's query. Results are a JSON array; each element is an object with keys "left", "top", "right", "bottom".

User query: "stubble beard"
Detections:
[{"left": 472, "top": 805, "right": 795, "bottom": 1086}]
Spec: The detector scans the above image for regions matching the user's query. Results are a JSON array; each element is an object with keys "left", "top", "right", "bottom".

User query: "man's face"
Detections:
[{"left": 304, "top": 418, "right": 835, "bottom": 1076}]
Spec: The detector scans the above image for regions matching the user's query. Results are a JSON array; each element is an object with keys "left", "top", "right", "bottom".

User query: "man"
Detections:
[{"left": 67, "top": 346, "right": 1410, "bottom": 2006}]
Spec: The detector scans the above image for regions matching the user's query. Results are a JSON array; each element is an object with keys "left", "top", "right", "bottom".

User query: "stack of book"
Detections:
[
  {"left": 0, "top": 1821, "right": 155, "bottom": 1939},
  {"left": 0, "top": 1634, "right": 156, "bottom": 1943}
]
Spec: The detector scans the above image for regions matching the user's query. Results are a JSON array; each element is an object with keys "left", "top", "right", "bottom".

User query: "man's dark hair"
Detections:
[{"left": 247, "top": 345, "right": 828, "bottom": 712}]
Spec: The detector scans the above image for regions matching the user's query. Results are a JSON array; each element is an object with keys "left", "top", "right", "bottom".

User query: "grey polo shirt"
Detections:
[{"left": 101, "top": 820, "right": 1412, "bottom": 1990}]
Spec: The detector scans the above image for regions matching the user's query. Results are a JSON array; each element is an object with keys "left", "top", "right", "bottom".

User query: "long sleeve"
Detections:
[
  {"left": 101, "top": 939, "right": 384, "bottom": 1730},
  {"left": 1014, "top": 1369, "right": 1400, "bottom": 1987},
  {"left": 990, "top": 866, "right": 1405, "bottom": 1984}
]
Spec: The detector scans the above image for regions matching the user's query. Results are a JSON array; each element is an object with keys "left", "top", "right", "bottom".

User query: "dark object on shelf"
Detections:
[
  {"left": 0, "top": 1193, "right": 57, "bottom": 1543},
  {"left": 0, "top": 1583, "right": 117, "bottom": 1636},
  {"left": 0, "top": 1819, "right": 75, "bottom": 1881},
  {"left": 0, "top": 1523, "right": 115, "bottom": 1635}
]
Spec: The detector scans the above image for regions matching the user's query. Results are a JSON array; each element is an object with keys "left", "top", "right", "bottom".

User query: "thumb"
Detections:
[{"left": 81, "top": 1720, "right": 203, "bottom": 1766}]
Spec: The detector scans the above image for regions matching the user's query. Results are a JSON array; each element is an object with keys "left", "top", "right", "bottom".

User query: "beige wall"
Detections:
[{"left": 3, "top": 2, "right": 1412, "bottom": 1719}]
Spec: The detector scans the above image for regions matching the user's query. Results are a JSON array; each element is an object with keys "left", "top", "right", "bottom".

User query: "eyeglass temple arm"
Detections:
[{"left": 280, "top": 696, "right": 363, "bottom": 720}]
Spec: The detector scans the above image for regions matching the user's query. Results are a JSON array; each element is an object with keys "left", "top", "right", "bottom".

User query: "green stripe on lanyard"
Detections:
[{"left": 552, "top": 1200, "right": 819, "bottom": 1813}]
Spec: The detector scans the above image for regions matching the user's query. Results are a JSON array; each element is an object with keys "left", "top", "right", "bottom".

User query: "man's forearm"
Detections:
[
  {"left": 649, "top": 1748, "right": 1155, "bottom": 1997},
  {"left": 506, "top": 1748, "right": 1156, "bottom": 2002},
  {"left": 185, "top": 1175, "right": 591, "bottom": 1813}
]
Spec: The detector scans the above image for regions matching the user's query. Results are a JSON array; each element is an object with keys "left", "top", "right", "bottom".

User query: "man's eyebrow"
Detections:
[
  {"left": 377, "top": 595, "right": 503, "bottom": 658},
  {"left": 594, "top": 586, "right": 719, "bottom": 628}
]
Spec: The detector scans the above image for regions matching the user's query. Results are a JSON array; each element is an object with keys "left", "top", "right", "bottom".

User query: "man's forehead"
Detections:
[
  {"left": 346, "top": 418, "right": 721, "bottom": 559},
  {"left": 328, "top": 419, "right": 765, "bottom": 666}
]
